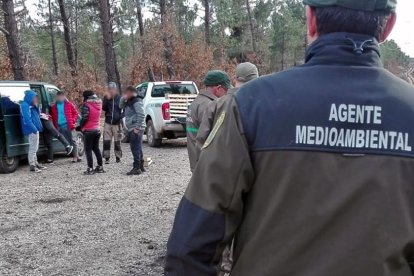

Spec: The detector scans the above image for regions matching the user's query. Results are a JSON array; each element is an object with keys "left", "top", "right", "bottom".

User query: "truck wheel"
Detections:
[
  {"left": 146, "top": 120, "right": 162, "bottom": 147},
  {"left": 75, "top": 131, "right": 85, "bottom": 157},
  {"left": 0, "top": 146, "right": 19, "bottom": 174}
]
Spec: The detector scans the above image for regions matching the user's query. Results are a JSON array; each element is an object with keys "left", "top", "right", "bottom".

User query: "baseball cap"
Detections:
[
  {"left": 235, "top": 62, "right": 259, "bottom": 83},
  {"left": 203, "top": 70, "right": 232, "bottom": 89},
  {"left": 303, "top": 0, "right": 397, "bottom": 12}
]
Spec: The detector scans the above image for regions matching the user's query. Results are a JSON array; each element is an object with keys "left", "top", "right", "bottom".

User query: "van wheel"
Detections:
[
  {"left": 0, "top": 147, "right": 19, "bottom": 174},
  {"left": 76, "top": 132, "right": 85, "bottom": 157},
  {"left": 146, "top": 120, "right": 162, "bottom": 147}
]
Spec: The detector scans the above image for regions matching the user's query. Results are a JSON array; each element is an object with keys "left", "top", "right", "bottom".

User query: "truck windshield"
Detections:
[{"left": 152, "top": 84, "right": 197, "bottom": 98}]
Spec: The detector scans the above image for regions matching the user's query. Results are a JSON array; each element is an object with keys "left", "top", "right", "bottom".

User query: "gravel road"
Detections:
[{"left": 0, "top": 140, "right": 191, "bottom": 276}]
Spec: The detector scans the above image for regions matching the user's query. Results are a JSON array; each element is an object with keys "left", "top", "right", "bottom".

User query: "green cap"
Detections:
[
  {"left": 236, "top": 62, "right": 259, "bottom": 83},
  {"left": 203, "top": 70, "right": 232, "bottom": 89},
  {"left": 303, "top": 0, "right": 397, "bottom": 11}
]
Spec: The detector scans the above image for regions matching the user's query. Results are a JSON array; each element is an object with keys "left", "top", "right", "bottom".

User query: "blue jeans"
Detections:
[{"left": 129, "top": 130, "right": 143, "bottom": 168}]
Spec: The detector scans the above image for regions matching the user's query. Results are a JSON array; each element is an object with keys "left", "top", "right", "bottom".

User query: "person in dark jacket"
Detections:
[
  {"left": 165, "top": 1, "right": 414, "bottom": 276},
  {"left": 102, "top": 82, "right": 124, "bottom": 164},
  {"left": 20, "top": 90, "right": 47, "bottom": 173},
  {"left": 79, "top": 90, "right": 104, "bottom": 175},
  {"left": 119, "top": 86, "right": 146, "bottom": 175}
]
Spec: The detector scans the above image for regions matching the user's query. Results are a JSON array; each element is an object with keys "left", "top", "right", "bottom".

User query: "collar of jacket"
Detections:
[
  {"left": 305, "top": 32, "right": 383, "bottom": 68},
  {"left": 200, "top": 90, "right": 217, "bottom": 100}
]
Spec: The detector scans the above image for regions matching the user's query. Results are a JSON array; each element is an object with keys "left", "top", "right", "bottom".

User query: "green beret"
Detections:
[
  {"left": 203, "top": 70, "right": 231, "bottom": 89},
  {"left": 303, "top": 0, "right": 397, "bottom": 11}
]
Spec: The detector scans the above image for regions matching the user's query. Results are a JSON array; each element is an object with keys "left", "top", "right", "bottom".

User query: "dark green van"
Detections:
[{"left": 0, "top": 81, "right": 84, "bottom": 173}]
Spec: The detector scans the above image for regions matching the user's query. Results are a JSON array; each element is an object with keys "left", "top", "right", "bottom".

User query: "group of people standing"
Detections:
[{"left": 19, "top": 82, "right": 146, "bottom": 176}]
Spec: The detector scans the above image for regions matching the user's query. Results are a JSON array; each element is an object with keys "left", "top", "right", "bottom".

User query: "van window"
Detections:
[
  {"left": 0, "top": 86, "right": 27, "bottom": 103},
  {"left": 151, "top": 84, "right": 197, "bottom": 98},
  {"left": 0, "top": 86, "right": 28, "bottom": 115},
  {"left": 47, "top": 88, "right": 60, "bottom": 104}
]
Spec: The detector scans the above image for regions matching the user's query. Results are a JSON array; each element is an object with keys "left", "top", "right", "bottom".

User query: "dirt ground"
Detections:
[{"left": 0, "top": 140, "right": 191, "bottom": 276}]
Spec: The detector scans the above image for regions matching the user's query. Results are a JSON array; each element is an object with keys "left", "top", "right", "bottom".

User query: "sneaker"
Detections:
[
  {"left": 65, "top": 145, "right": 74, "bottom": 155},
  {"left": 127, "top": 168, "right": 142, "bottom": 176},
  {"left": 36, "top": 164, "right": 47, "bottom": 170},
  {"left": 30, "top": 166, "right": 42, "bottom": 173},
  {"left": 105, "top": 158, "right": 110, "bottom": 165},
  {"left": 83, "top": 168, "right": 95, "bottom": 175},
  {"left": 116, "top": 157, "right": 121, "bottom": 163},
  {"left": 45, "top": 159, "right": 54, "bottom": 164},
  {"left": 95, "top": 166, "right": 106, "bottom": 173}
]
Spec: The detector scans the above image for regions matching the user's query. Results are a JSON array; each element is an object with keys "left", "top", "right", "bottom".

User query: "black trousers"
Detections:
[
  {"left": 42, "top": 119, "right": 70, "bottom": 160},
  {"left": 84, "top": 130, "right": 103, "bottom": 168},
  {"left": 129, "top": 130, "right": 143, "bottom": 168}
]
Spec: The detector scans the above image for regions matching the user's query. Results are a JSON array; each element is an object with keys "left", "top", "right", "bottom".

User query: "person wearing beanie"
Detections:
[
  {"left": 166, "top": 1, "right": 414, "bottom": 275},
  {"left": 102, "top": 82, "right": 124, "bottom": 164},
  {"left": 186, "top": 70, "right": 231, "bottom": 172},
  {"left": 196, "top": 62, "right": 259, "bottom": 148},
  {"left": 79, "top": 90, "right": 104, "bottom": 175}
]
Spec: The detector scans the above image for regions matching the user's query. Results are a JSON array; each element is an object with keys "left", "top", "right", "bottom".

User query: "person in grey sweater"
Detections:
[{"left": 120, "top": 86, "right": 146, "bottom": 175}]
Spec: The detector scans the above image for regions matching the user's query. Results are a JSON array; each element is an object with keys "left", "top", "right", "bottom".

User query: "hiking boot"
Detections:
[
  {"left": 36, "top": 164, "right": 47, "bottom": 170},
  {"left": 95, "top": 166, "right": 106, "bottom": 173},
  {"left": 65, "top": 145, "right": 74, "bottom": 155},
  {"left": 116, "top": 157, "right": 121, "bottom": 163},
  {"left": 140, "top": 161, "right": 146, "bottom": 173},
  {"left": 105, "top": 158, "right": 110, "bottom": 165},
  {"left": 30, "top": 165, "right": 42, "bottom": 173},
  {"left": 127, "top": 168, "right": 142, "bottom": 176},
  {"left": 84, "top": 168, "right": 95, "bottom": 175}
]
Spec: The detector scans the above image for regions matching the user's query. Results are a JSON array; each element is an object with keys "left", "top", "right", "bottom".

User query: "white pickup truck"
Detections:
[{"left": 136, "top": 81, "right": 199, "bottom": 147}]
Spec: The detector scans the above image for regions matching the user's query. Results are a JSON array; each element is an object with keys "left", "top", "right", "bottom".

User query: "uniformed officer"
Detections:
[
  {"left": 166, "top": 0, "right": 414, "bottom": 275},
  {"left": 186, "top": 70, "right": 231, "bottom": 172},
  {"left": 196, "top": 62, "right": 259, "bottom": 148}
]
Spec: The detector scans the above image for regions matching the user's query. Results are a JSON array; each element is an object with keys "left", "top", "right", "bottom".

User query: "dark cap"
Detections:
[
  {"left": 303, "top": 0, "right": 397, "bottom": 11},
  {"left": 56, "top": 90, "right": 66, "bottom": 96},
  {"left": 203, "top": 70, "right": 232, "bottom": 89},
  {"left": 83, "top": 90, "right": 94, "bottom": 102}
]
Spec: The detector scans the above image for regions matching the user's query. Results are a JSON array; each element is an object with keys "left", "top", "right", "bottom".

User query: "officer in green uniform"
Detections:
[
  {"left": 166, "top": 0, "right": 414, "bottom": 275},
  {"left": 186, "top": 70, "right": 231, "bottom": 172},
  {"left": 196, "top": 62, "right": 259, "bottom": 148}
]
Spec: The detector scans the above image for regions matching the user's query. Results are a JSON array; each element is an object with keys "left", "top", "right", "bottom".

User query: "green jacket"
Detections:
[
  {"left": 186, "top": 90, "right": 217, "bottom": 171},
  {"left": 166, "top": 33, "right": 414, "bottom": 276}
]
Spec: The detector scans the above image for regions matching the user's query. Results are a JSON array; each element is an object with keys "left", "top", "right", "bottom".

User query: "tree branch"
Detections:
[{"left": 0, "top": 26, "right": 10, "bottom": 36}]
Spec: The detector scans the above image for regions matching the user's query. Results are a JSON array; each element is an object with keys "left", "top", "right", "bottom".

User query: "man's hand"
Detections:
[{"left": 133, "top": 128, "right": 140, "bottom": 134}]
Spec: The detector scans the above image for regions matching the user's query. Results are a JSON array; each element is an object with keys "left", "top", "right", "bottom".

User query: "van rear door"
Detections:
[{"left": 0, "top": 83, "right": 30, "bottom": 157}]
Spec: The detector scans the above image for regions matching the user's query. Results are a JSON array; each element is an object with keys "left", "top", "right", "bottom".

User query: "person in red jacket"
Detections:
[
  {"left": 79, "top": 90, "right": 105, "bottom": 175},
  {"left": 50, "top": 91, "right": 80, "bottom": 163}
]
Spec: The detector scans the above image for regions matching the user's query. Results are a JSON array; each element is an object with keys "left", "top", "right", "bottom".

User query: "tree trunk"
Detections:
[
  {"left": 160, "top": 0, "right": 176, "bottom": 79},
  {"left": 2, "top": 0, "right": 26, "bottom": 80},
  {"left": 135, "top": 0, "right": 144, "bottom": 37},
  {"left": 245, "top": 0, "right": 257, "bottom": 52},
  {"left": 203, "top": 0, "right": 210, "bottom": 46},
  {"left": 48, "top": 0, "right": 58, "bottom": 76},
  {"left": 57, "top": 0, "right": 77, "bottom": 77},
  {"left": 98, "top": 0, "right": 121, "bottom": 88},
  {"left": 135, "top": 0, "right": 155, "bottom": 81}
]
